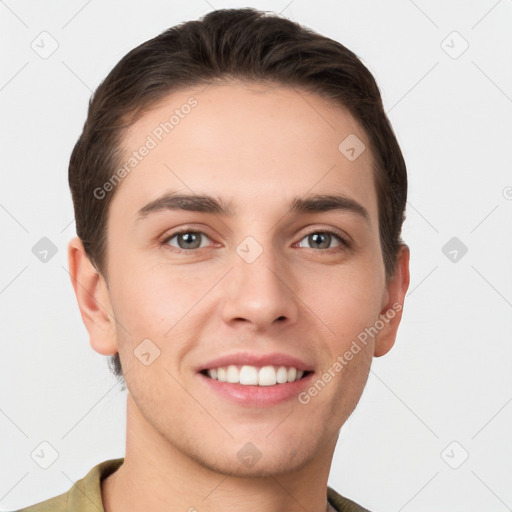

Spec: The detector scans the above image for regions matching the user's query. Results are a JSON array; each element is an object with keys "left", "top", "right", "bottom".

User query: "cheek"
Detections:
[
  {"left": 109, "top": 262, "right": 186, "bottom": 333},
  {"left": 108, "top": 265, "right": 207, "bottom": 383},
  {"left": 302, "top": 263, "right": 384, "bottom": 333}
]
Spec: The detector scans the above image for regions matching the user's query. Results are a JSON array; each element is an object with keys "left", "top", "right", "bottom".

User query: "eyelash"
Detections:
[{"left": 161, "top": 228, "right": 351, "bottom": 254}]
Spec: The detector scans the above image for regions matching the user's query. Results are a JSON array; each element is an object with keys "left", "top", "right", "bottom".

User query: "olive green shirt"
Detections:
[{"left": 16, "top": 458, "right": 371, "bottom": 512}]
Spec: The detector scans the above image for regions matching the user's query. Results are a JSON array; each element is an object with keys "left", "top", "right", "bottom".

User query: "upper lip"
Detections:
[{"left": 197, "top": 352, "right": 314, "bottom": 372}]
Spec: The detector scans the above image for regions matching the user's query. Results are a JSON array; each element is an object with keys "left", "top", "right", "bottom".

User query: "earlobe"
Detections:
[
  {"left": 374, "top": 244, "right": 410, "bottom": 357},
  {"left": 67, "top": 237, "right": 118, "bottom": 356}
]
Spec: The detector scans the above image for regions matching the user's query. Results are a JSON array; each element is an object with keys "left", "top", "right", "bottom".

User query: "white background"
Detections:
[{"left": 1, "top": 1, "right": 511, "bottom": 511}]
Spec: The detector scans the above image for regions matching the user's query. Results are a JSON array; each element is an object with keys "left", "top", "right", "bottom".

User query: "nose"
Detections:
[{"left": 220, "top": 240, "right": 300, "bottom": 332}]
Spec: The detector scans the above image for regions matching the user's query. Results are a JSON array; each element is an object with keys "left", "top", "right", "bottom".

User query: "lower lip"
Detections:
[{"left": 198, "top": 372, "right": 315, "bottom": 407}]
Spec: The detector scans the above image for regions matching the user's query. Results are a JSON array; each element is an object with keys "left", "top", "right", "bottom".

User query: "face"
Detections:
[{"left": 81, "top": 82, "right": 407, "bottom": 477}]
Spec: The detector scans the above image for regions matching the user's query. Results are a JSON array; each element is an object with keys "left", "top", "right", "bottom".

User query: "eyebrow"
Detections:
[{"left": 136, "top": 191, "right": 370, "bottom": 224}]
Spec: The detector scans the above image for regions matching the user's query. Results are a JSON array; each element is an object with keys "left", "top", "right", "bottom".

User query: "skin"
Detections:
[{"left": 68, "top": 81, "right": 409, "bottom": 512}]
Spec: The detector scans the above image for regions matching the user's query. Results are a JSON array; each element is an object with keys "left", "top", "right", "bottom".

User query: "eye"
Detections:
[
  {"left": 161, "top": 228, "right": 350, "bottom": 254},
  {"left": 296, "top": 230, "right": 349, "bottom": 251},
  {"left": 163, "top": 230, "right": 212, "bottom": 251}
]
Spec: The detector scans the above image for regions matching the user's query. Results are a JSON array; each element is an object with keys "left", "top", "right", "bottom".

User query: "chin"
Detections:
[
  {"left": 195, "top": 446, "right": 317, "bottom": 478},
  {"left": 180, "top": 430, "right": 325, "bottom": 479}
]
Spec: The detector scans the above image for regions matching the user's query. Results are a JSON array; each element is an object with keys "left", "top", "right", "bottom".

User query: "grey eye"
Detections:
[{"left": 167, "top": 231, "right": 209, "bottom": 250}]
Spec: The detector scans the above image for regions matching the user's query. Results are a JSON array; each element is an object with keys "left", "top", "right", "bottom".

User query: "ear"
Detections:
[
  {"left": 68, "top": 237, "right": 118, "bottom": 356},
  {"left": 374, "top": 244, "right": 410, "bottom": 357}
]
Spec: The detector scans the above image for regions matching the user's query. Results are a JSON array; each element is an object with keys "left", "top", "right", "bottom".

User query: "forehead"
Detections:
[{"left": 114, "top": 81, "right": 378, "bottom": 223}]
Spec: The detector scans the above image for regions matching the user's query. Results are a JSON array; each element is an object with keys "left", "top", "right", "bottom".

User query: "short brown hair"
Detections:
[{"left": 68, "top": 7, "right": 407, "bottom": 385}]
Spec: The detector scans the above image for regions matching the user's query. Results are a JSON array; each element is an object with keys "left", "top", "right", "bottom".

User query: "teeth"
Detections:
[
  {"left": 276, "top": 366, "right": 288, "bottom": 384},
  {"left": 259, "top": 366, "right": 277, "bottom": 386},
  {"left": 217, "top": 367, "right": 227, "bottom": 382},
  {"left": 226, "top": 365, "right": 239, "bottom": 383},
  {"left": 205, "top": 365, "right": 307, "bottom": 386},
  {"left": 239, "top": 365, "right": 258, "bottom": 385}
]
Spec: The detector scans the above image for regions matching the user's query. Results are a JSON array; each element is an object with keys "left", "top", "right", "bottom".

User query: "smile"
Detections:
[{"left": 202, "top": 365, "right": 309, "bottom": 386}]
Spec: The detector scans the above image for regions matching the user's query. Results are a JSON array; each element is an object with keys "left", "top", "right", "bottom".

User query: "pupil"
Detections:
[
  {"left": 311, "top": 233, "right": 329, "bottom": 249},
  {"left": 180, "top": 232, "right": 199, "bottom": 249}
]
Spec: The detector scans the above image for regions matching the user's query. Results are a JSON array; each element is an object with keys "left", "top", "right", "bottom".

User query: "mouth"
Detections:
[
  {"left": 200, "top": 365, "right": 313, "bottom": 386},
  {"left": 196, "top": 352, "right": 315, "bottom": 406}
]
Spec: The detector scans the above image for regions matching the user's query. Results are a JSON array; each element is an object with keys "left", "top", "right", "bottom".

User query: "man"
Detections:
[{"left": 18, "top": 7, "right": 409, "bottom": 512}]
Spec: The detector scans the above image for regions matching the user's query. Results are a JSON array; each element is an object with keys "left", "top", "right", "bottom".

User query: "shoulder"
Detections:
[
  {"left": 15, "top": 458, "right": 124, "bottom": 512},
  {"left": 15, "top": 492, "right": 67, "bottom": 512},
  {"left": 327, "top": 486, "right": 373, "bottom": 512}
]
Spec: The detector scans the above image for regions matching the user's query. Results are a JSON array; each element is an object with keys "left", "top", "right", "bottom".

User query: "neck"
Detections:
[{"left": 101, "top": 394, "right": 337, "bottom": 512}]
